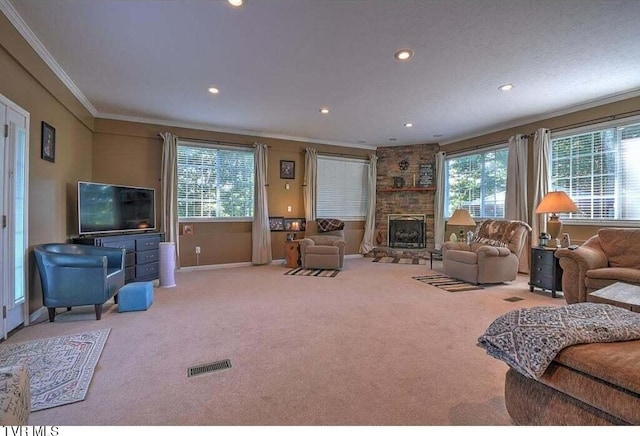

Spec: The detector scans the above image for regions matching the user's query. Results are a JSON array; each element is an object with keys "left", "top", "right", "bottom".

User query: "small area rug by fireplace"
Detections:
[
  {"left": 0, "top": 329, "right": 110, "bottom": 411},
  {"left": 285, "top": 267, "right": 340, "bottom": 277},
  {"left": 372, "top": 257, "right": 426, "bottom": 265},
  {"left": 412, "top": 274, "right": 483, "bottom": 292}
]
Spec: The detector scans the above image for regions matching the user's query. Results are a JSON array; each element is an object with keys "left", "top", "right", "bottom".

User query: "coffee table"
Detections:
[{"left": 588, "top": 282, "right": 640, "bottom": 313}]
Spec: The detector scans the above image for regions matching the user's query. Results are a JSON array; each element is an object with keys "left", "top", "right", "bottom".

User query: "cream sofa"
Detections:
[
  {"left": 555, "top": 228, "right": 640, "bottom": 304},
  {"left": 299, "top": 220, "right": 345, "bottom": 270}
]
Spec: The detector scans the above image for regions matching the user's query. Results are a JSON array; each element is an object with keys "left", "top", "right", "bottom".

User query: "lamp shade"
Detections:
[
  {"left": 448, "top": 209, "right": 476, "bottom": 226},
  {"left": 535, "top": 191, "right": 579, "bottom": 214}
]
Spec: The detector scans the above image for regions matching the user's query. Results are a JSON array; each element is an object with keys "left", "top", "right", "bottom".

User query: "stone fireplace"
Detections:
[{"left": 388, "top": 214, "right": 426, "bottom": 248}]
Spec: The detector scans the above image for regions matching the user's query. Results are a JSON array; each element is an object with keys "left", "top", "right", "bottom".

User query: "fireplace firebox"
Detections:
[{"left": 388, "top": 214, "right": 426, "bottom": 248}]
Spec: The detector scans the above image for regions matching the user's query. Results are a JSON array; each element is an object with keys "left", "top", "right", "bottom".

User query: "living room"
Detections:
[{"left": 1, "top": 0, "right": 640, "bottom": 428}]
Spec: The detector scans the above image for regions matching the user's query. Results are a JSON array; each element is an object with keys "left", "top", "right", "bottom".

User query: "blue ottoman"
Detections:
[{"left": 118, "top": 281, "right": 153, "bottom": 312}]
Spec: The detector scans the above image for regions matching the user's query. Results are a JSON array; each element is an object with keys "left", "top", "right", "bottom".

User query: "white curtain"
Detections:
[
  {"left": 359, "top": 153, "right": 378, "bottom": 254},
  {"left": 252, "top": 143, "right": 272, "bottom": 265},
  {"left": 532, "top": 128, "right": 551, "bottom": 241},
  {"left": 160, "top": 132, "right": 180, "bottom": 268},
  {"left": 303, "top": 147, "right": 317, "bottom": 222},
  {"left": 433, "top": 151, "right": 447, "bottom": 249},
  {"left": 505, "top": 134, "right": 529, "bottom": 273}
]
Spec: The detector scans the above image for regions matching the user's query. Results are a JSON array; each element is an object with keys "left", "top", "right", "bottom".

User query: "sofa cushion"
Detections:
[
  {"left": 598, "top": 228, "right": 640, "bottom": 269},
  {"left": 585, "top": 268, "right": 640, "bottom": 288}
]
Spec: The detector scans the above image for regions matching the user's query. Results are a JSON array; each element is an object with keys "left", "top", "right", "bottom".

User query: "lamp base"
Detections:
[{"left": 547, "top": 215, "right": 563, "bottom": 248}]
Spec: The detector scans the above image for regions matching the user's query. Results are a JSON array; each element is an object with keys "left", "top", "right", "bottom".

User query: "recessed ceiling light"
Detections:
[
  {"left": 498, "top": 83, "right": 514, "bottom": 91},
  {"left": 228, "top": 0, "right": 243, "bottom": 6},
  {"left": 319, "top": 108, "right": 330, "bottom": 114},
  {"left": 208, "top": 87, "right": 219, "bottom": 94},
  {"left": 433, "top": 134, "right": 443, "bottom": 138},
  {"left": 357, "top": 140, "right": 367, "bottom": 144},
  {"left": 394, "top": 49, "right": 414, "bottom": 61},
  {"left": 389, "top": 138, "right": 397, "bottom": 141},
  {"left": 404, "top": 123, "right": 413, "bottom": 127}
]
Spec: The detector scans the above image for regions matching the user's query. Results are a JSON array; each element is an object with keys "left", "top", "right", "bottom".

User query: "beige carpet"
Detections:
[{"left": 11, "top": 257, "right": 566, "bottom": 426}]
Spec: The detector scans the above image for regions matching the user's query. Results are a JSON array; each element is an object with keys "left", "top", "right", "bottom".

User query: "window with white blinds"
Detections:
[
  {"left": 550, "top": 119, "right": 640, "bottom": 222},
  {"left": 317, "top": 156, "right": 369, "bottom": 219},
  {"left": 177, "top": 142, "right": 254, "bottom": 220},
  {"left": 444, "top": 147, "right": 508, "bottom": 218}
]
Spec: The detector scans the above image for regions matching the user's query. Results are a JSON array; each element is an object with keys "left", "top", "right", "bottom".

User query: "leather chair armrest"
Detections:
[
  {"left": 555, "top": 246, "right": 608, "bottom": 304},
  {"left": 299, "top": 238, "right": 315, "bottom": 257},
  {"left": 555, "top": 246, "right": 608, "bottom": 271}
]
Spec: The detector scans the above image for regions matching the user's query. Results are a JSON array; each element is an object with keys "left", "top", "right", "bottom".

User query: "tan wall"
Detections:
[
  {"left": 1, "top": 15, "right": 95, "bottom": 313},
  {"left": 92, "top": 119, "right": 371, "bottom": 266},
  {"left": 441, "top": 95, "right": 640, "bottom": 243}
]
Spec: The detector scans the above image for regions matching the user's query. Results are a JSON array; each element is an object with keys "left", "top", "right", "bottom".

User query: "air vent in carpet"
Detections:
[
  {"left": 188, "top": 359, "right": 232, "bottom": 377},
  {"left": 503, "top": 296, "right": 525, "bottom": 302}
]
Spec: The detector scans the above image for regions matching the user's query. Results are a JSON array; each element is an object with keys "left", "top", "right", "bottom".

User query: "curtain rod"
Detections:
[
  {"left": 158, "top": 134, "right": 256, "bottom": 149},
  {"left": 447, "top": 109, "right": 640, "bottom": 156},
  {"left": 319, "top": 151, "right": 369, "bottom": 160}
]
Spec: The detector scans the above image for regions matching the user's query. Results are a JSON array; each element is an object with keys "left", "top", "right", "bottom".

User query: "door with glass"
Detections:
[{"left": 0, "top": 94, "right": 29, "bottom": 339}]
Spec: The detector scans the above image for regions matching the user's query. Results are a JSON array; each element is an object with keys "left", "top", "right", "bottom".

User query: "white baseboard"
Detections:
[
  {"left": 29, "top": 306, "right": 48, "bottom": 324},
  {"left": 179, "top": 262, "right": 254, "bottom": 272}
]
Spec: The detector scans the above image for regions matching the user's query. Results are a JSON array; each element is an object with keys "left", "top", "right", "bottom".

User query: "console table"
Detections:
[{"left": 73, "top": 232, "right": 164, "bottom": 283}]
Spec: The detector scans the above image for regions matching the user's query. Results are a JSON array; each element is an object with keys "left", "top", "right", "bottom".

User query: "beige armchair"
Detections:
[
  {"left": 442, "top": 219, "right": 531, "bottom": 284},
  {"left": 299, "top": 220, "right": 346, "bottom": 270},
  {"left": 555, "top": 228, "right": 640, "bottom": 304}
]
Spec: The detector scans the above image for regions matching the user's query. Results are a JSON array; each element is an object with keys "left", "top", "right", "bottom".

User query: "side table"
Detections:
[
  {"left": 284, "top": 240, "right": 301, "bottom": 268},
  {"left": 529, "top": 246, "right": 563, "bottom": 298}
]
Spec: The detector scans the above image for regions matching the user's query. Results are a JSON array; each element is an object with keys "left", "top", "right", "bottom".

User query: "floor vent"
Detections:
[
  {"left": 504, "top": 296, "right": 525, "bottom": 302},
  {"left": 188, "top": 359, "right": 232, "bottom": 377}
]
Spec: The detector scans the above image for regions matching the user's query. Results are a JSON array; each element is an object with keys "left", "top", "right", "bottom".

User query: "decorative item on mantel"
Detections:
[{"left": 393, "top": 177, "right": 405, "bottom": 188}]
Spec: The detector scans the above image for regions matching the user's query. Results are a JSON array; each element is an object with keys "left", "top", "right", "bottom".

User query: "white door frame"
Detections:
[{"left": 0, "top": 93, "right": 30, "bottom": 339}]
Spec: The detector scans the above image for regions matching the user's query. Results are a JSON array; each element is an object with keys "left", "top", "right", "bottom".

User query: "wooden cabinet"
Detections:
[
  {"left": 73, "top": 232, "right": 164, "bottom": 283},
  {"left": 529, "top": 247, "right": 563, "bottom": 298},
  {"left": 285, "top": 240, "right": 301, "bottom": 268}
]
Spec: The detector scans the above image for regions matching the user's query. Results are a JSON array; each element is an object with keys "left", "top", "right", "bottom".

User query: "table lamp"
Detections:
[
  {"left": 448, "top": 209, "right": 476, "bottom": 242},
  {"left": 535, "top": 191, "right": 579, "bottom": 246}
]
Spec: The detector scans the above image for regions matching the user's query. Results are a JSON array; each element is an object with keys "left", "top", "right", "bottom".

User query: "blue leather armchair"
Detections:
[{"left": 34, "top": 243, "right": 125, "bottom": 321}]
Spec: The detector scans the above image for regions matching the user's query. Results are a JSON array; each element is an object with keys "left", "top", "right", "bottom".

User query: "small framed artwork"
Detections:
[
  {"left": 182, "top": 224, "right": 194, "bottom": 235},
  {"left": 285, "top": 218, "right": 303, "bottom": 232},
  {"left": 269, "top": 216, "right": 285, "bottom": 231},
  {"left": 41, "top": 121, "right": 56, "bottom": 163},
  {"left": 280, "top": 160, "right": 295, "bottom": 179}
]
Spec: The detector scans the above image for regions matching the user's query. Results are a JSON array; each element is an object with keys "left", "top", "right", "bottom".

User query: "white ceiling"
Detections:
[{"left": 4, "top": 0, "right": 640, "bottom": 147}]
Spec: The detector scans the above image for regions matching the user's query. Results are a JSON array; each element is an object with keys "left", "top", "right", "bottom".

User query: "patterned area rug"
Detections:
[
  {"left": 412, "top": 274, "right": 483, "bottom": 292},
  {"left": 372, "top": 256, "right": 426, "bottom": 265},
  {"left": 285, "top": 267, "right": 340, "bottom": 277},
  {"left": 0, "top": 329, "right": 110, "bottom": 411}
]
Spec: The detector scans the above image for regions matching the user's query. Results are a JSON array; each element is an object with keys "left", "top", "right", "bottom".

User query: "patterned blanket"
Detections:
[
  {"left": 316, "top": 218, "right": 344, "bottom": 233},
  {"left": 477, "top": 303, "right": 640, "bottom": 379}
]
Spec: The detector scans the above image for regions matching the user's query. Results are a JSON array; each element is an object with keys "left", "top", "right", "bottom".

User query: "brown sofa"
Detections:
[
  {"left": 555, "top": 228, "right": 640, "bottom": 304},
  {"left": 504, "top": 339, "right": 640, "bottom": 425},
  {"left": 442, "top": 219, "right": 531, "bottom": 284}
]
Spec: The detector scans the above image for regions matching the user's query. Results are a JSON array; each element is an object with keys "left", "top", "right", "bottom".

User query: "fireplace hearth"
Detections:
[{"left": 388, "top": 214, "right": 426, "bottom": 248}]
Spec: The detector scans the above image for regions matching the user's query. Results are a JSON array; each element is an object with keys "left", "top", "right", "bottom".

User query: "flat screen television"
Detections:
[{"left": 78, "top": 181, "right": 156, "bottom": 235}]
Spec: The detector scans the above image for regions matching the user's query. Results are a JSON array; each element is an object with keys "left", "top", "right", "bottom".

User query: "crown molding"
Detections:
[
  {"left": 441, "top": 87, "right": 640, "bottom": 146},
  {"left": 96, "top": 112, "right": 378, "bottom": 150},
  {"left": 0, "top": 0, "right": 98, "bottom": 116}
]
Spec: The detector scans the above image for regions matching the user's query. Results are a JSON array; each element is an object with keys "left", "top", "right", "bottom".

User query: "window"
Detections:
[
  {"left": 177, "top": 142, "right": 254, "bottom": 220},
  {"left": 550, "top": 119, "right": 640, "bottom": 222},
  {"left": 317, "top": 156, "right": 369, "bottom": 219},
  {"left": 444, "top": 147, "right": 508, "bottom": 218}
]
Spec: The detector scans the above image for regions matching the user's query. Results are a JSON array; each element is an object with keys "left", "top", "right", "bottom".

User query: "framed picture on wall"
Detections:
[
  {"left": 41, "top": 121, "right": 56, "bottom": 163},
  {"left": 280, "top": 160, "right": 295, "bottom": 179},
  {"left": 269, "top": 217, "right": 285, "bottom": 231},
  {"left": 284, "top": 218, "right": 303, "bottom": 232}
]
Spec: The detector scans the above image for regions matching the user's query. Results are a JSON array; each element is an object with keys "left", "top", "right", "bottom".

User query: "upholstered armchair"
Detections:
[
  {"left": 299, "top": 220, "right": 346, "bottom": 270},
  {"left": 34, "top": 243, "right": 125, "bottom": 321},
  {"left": 555, "top": 228, "right": 640, "bottom": 304},
  {"left": 442, "top": 219, "right": 531, "bottom": 284}
]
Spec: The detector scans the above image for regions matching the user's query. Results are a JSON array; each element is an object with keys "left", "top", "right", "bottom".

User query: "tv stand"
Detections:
[{"left": 72, "top": 232, "right": 165, "bottom": 283}]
